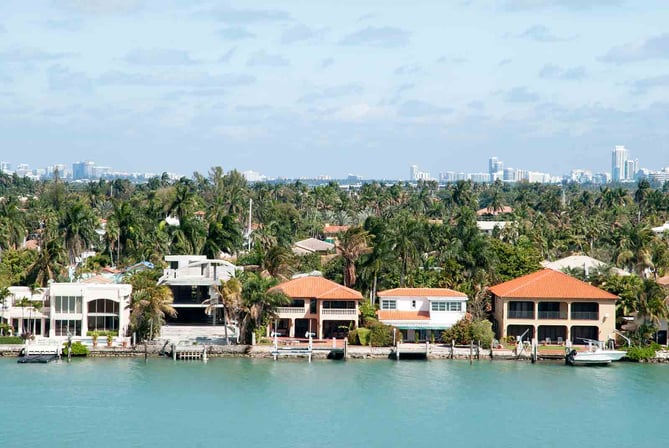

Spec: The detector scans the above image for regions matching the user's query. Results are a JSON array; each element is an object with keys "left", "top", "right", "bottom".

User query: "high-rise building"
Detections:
[
  {"left": 0, "top": 161, "right": 10, "bottom": 173},
  {"left": 410, "top": 165, "right": 419, "bottom": 181},
  {"left": 73, "top": 161, "right": 95, "bottom": 180},
  {"left": 611, "top": 145, "right": 629, "bottom": 182},
  {"left": 489, "top": 157, "right": 503, "bottom": 177}
]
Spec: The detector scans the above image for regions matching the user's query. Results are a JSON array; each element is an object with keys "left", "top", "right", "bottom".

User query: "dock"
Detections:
[
  {"left": 18, "top": 342, "right": 61, "bottom": 364},
  {"left": 391, "top": 342, "right": 430, "bottom": 360},
  {"left": 170, "top": 344, "right": 208, "bottom": 361}
]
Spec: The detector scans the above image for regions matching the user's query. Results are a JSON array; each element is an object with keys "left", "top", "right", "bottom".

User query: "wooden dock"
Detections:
[
  {"left": 392, "top": 342, "right": 430, "bottom": 360},
  {"left": 19, "top": 342, "right": 61, "bottom": 364}
]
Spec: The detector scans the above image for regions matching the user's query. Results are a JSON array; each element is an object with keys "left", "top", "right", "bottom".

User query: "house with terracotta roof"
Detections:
[
  {"left": 268, "top": 274, "right": 362, "bottom": 340},
  {"left": 489, "top": 269, "right": 618, "bottom": 344},
  {"left": 377, "top": 288, "right": 468, "bottom": 342},
  {"left": 322, "top": 224, "right": 351, "bottom": 244}
]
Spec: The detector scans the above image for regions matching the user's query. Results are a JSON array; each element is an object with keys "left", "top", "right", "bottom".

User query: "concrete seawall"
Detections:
[{"left": 4, "top": 343, "right": 669, "bottom": 362}]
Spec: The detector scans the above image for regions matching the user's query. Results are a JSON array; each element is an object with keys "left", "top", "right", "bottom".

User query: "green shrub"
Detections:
[
  {"left": 368, "top": 322, "right": 395, "bottom": 347},
  {"left": 442, "top": 317, "right": 494, "bottom": 348},
  {"left": 86, "top": 330, "right": 118, "bottom": 337},
  {"left": 625, "top": 345, "right": 656, "bottom": 362},
  {"left": 347, "top": 328, "right": 371, "bottom": 345},
  {"left": 62, "top": 341, "right": 89, "bottom": 357},
  {"left": 470, "top": 320, "right": 495, "bottom": 349},
  {"left": 0, "top": 336, "right": 23, "bottom": 344}
]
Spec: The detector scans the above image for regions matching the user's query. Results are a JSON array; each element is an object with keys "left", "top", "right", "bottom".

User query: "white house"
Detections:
[
  {"left": 0, "top": 283, "right": 131, "bottom": 340},
  {"left": 377, "top": 288, "right": 468, "bottom": 342},
  {"left": 47, "top": 282, "right": 132, "bottom": 339}
]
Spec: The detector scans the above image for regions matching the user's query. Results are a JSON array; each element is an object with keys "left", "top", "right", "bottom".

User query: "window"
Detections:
[
  {"left": 322, "top": 301, "right": 355, "bottom": 309},
  {"left": 55, "top": 319, "right": 82, "bottom": 336},
  {"left": 381, "top": 300, "right": 396, "bottom": 310},
  {"left": 431, "top": 301, "right": 462, "bottom": 312},
  {"left": 54, "top": 296, "right": 82, "bottom": 313}
]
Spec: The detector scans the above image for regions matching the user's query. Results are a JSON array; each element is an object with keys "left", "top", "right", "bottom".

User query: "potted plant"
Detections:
[
  {"left": 92, "top": 331, "right": 99, "bottom": 347},
  {"left": 106, "top": 333, "right": 113, "bottom": 347}
]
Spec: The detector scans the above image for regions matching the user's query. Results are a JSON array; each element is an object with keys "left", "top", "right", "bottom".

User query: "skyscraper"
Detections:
[
  {"left": 410, "top": 165, "right": 419, "bottom": 181},
  {"left": 611, "top": 145, "right": 629, "bottom": 182}
]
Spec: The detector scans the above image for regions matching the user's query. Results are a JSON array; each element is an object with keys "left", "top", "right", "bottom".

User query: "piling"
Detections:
[{"left": 469, "top": 341, "right": 473, "bottom": 365}]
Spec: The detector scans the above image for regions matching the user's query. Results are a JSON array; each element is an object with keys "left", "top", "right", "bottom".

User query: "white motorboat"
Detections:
[{"left": 565, "top": 339, "right": 627, "bottom": 366}]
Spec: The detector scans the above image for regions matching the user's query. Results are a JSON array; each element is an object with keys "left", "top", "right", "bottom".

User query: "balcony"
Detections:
[
  {"left": 508, "top": 310, "right": 534, "bottom": 319},
  {"left": 538, "top": 311, "right": 567, "bottom": 320},
  {"left": 276, "top": 307, "right": 307, "bottom": 315},
  {"left": 571, "top": 311, "right": 599, "bottom": 320},
  {"left": 321, "top": 309, "right": 357, "bottom": 317}
]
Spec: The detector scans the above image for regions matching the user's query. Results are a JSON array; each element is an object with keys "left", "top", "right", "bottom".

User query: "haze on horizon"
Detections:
[{"left": 1, "top": 0, "right": 668, "bottom": 179}]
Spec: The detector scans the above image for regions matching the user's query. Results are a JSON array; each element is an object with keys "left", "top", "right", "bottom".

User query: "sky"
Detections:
[{"left": 1, "top": 0, "right": 669, "bottom": 179}]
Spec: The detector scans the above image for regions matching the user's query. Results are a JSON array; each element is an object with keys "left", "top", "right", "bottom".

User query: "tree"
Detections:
[
  {"left": 336, "top": 226, "right": 371, "bottom": 288},
  {"left": 238, "top": 272, "right": 290, "bottom": 343},
  {"left": 127, "top": 272, "right": 176, "bottom": 340},
  {"left": 60, "top": 201, "right": 97, "bottom": 264},
  {"left": 212, "top": 277, "right": 242, "bottom": 343}
]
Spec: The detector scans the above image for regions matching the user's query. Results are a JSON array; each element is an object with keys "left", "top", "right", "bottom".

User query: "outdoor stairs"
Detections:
[{"left": 158, "top": 325, "right": 239, "bottom": 345}]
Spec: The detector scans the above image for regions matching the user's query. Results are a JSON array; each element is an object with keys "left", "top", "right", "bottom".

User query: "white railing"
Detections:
[
  {"left": 321, "top": 309, "right": 357, "bottom": 316},
  {"left": 276, "top": 307, "right": 307, "bottom": 315}
]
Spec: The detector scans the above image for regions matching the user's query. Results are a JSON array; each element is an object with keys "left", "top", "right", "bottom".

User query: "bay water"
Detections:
[{"left": 1, "top": 358, "right": 667, "bottom": 447}]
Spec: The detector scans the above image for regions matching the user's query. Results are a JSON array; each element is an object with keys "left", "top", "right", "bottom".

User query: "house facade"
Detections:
[
  {"left": 158, "top": 255, "right": 238, "bottom": 326},
  {"left": 490, "top": 269, "right": 618, "bottom": 344},
  {"left": 268, "top": 275, "right": 362, "bottom": 340},
  {"left": 377, "top": 288, "right": 468, "bottom": 342},
  {"left": 1, "top": 283, "right": 131, "bottom": 340}
]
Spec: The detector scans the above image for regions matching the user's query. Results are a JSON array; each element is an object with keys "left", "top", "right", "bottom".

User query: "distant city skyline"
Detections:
[
  {"left": 3, "top": 144, "right": 669, "bottom": 184},
  {"left": 1, "top": 1, "right": 669, "bottom": 178}
]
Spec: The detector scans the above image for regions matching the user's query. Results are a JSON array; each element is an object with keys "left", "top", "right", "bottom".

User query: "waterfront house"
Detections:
[
  {"left": 1, "top": 283, "right": 131, "bottom": 340},
  {"left": 489, "top": 269, "right": 618, "bottom": 344},
  {"left": 267, "top": 274, "right": 362, "bottom": 340},
  {"left": 158, "top": 255, "right": 239, "bottom": 341},
  {"left": 377, "top": 288, "right": 468, "bottom": 342}
]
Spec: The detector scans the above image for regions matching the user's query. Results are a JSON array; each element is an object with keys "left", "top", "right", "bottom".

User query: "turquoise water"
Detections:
[{"left": 1, "top": 358, "right": 668, "bottom": 447}]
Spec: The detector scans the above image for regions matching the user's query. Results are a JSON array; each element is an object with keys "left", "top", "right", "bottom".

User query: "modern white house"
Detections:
[
  {"left": 157, "top": 255, "right": 240, "bottom": 342},
  {"left": 377, "top": 288, "right": 468, "bottom": 342},
  {"left": 1, "top": 282, "right": 132, "bottom": 340}
]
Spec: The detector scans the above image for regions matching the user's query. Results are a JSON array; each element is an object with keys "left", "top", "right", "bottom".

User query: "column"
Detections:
[{"left": 289, "top": 319, "right": 295, "bottom": 338}]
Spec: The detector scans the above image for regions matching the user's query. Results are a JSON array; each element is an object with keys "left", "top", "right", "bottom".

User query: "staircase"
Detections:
[{"left": 158, "top": 325, "right": 239, "bottom": 345}]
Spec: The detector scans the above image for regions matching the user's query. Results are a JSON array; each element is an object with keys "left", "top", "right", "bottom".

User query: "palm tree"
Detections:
[
  {"left": 336, "top": 226, "right": 371, "bottom": 288},
  {"left": 238, "top": 273, "right": 290, "bottom": 343},
  {"left": 390, "top": 213, "right": 427, "bottom": 287},
  {"left": 212, "top": 278, "right": 242, "bottom": 343},
  {"left": 129, "top": 285, "right": 176, "bottom": 340},
  {"left": 60, "top": 201, "right": 97, "bottom": 264}
]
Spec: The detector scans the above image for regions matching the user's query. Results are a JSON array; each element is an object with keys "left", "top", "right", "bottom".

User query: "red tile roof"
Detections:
[
  {"left": 377, "top": 310, "right": 430, "bottom": 321},
  {"left": 378, "top": 288, "right": 467, "bottom": 298},
  {"left": 489, "top": 269, "right": 618, "bottom": 300},
  {"left": 476, "top": 206, "right": 514, "bottom": 216},
  {"left": 656, "top": 275, "right": 669, "bottom": 287},
  {"left": 323, "top": 225, "right": 350, "bottom": 234},
  {"left": 269, "top": 276, "right": 362, "bottom": 300}
]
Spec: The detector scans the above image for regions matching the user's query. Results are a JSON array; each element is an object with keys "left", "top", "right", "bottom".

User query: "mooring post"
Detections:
[
  {"left": 451, "top": 340, "right": 455, "bottom": 359},
  {"left": 344, "top": 338, "right": 348, "bottom": 360},
  {"left": 172, "top": 344, "right": 176, "bottom": 361},
  {"left": 477, "top": 340, "right": 481, "bottom": 360},
  {"left": 203, "top": 345, "right": 207, "bottom": 362},
  {"left": 425, "top": 340, "right": 429, "bottom": 357}
]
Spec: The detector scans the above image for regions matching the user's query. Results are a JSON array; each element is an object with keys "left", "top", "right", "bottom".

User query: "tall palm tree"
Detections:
[
  {"left": 238, "top": 273, "right": 290, "bottom": 343},
  {"left": 60, "top": 201, "right": 97, "bottom": 264},
  {"left": 129, "top": 284, "right": 176, "bottom": 340},
  {"left": 336, "top": 226, "right": 371, "bottom": 288},
  {"left": 212, "top": 278, "right": 242, "bottom": 343}
]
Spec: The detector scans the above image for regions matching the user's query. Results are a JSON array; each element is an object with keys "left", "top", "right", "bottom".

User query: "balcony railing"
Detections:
[
  {"left": 321, "top": 309, "right": 357, "bottom": 316},
  {"left": 276, "top": 307, "right": 307, "bottom": 315},
  {"left": 508, "top": 310, "right": 534, "bottom": 319},
  {"left": 571, "top": 311, "right": 599, "bottom": 320},
  {"left": 538, "top": 311, "right": 567, "bottom": 319}
]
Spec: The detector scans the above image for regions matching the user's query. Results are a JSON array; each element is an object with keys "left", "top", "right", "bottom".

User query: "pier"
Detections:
[
  {"left": 171, "top": 344, "right": 208, "bottom": 361},
  {"left": 18, "top": 341, "right": 61, "bottom": 363}
]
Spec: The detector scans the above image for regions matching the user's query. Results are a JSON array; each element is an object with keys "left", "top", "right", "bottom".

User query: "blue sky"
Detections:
[{"left": 1, "top": 0, "right": 668, "bottom": 179}]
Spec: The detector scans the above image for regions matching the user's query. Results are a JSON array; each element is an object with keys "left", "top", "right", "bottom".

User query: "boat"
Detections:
[{"left": 565, "top": 339, "right": 627, "bottom": 366}]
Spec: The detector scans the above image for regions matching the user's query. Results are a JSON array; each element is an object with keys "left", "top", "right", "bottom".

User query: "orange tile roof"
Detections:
[
  {"left": 476, "top": 205, "right": 514, "bottom": 216},
  {"left": 656, "top": 275, "right": 669, "bottom": 287},
  {"left": 489, "top": 269, "right": 618, "bottom": 300},
  {"left": 323, "top": 225, "right": 350, "bottom": 234},
  {"left": 378, "top": 288, "right": 467, "bottom": 298},
  {"left": 269, "top": 276, "right": 362, "bottom": 300},
  {"left": 377, "top": 310, "right": 430, "bottom": 321}
]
